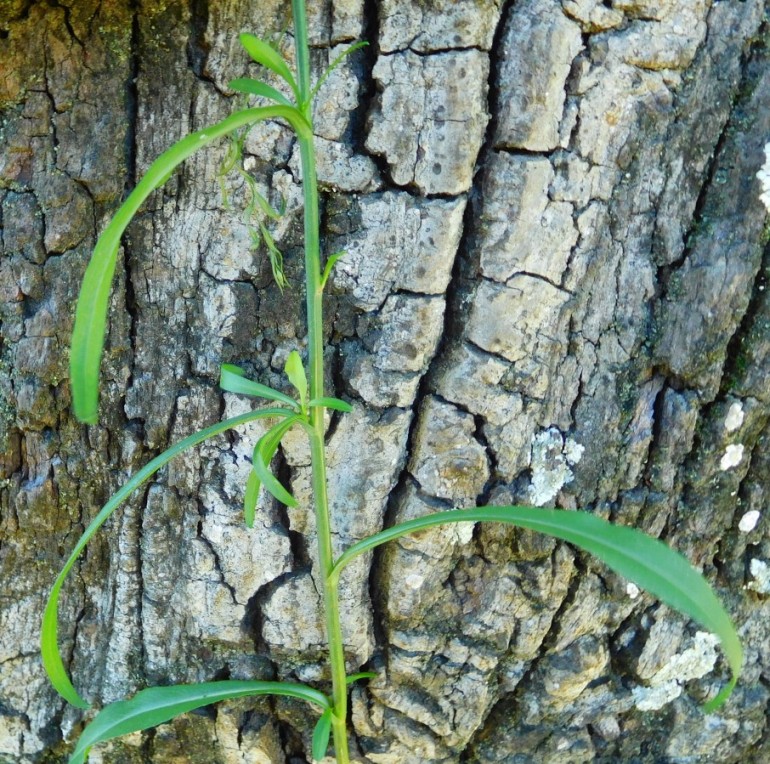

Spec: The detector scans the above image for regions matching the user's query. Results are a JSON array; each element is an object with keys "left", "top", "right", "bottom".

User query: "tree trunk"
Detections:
[{"left": 1, "top": 0, "right": 769, "bottom": 761}]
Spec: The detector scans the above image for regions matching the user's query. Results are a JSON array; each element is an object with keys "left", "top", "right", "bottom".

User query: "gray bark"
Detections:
[{"left": 1, "top": 0, "right": 770, "bottom": 761}]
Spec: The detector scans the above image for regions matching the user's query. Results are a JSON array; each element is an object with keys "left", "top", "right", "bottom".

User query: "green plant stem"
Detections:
[{"left": 292, "top": 0, "right": 350, "bottom": 760}]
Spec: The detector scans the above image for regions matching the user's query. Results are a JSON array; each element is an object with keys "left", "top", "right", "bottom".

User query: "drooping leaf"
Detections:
[
  {"left": 244, "top": 415, "right": 301, "bottom": 520},
  {"left": 311, "top": 708, "right": 333, "bottom": 762},
  {"left": 220, "top": 364, "right": 299, "bottom": 409},
  {"left": 239, "top": 33, "right": 299, "bottom": 100},
  {"left": 255, "top": 415, "right": 300, "bottom": 466},
  {"left": 253, "top": 448, "right": 298, "bottom": 508},
  {"left": 70, "top": 105, "right": 311, "bottom": 424},
  {"left": 228, "top": 77, "right": 293, "bottom": 106},
  {"left": 284, "top": 351, "right": 308, "bottom": 412},
  {"left": 320, "top": 251, "right": 345, "bottom": 289},
  {"left": 251, "top": 415, "right": 301, "bottom": 508},
  {"left": 308, "top": 397, "right": 352, "bottom": 413},
  {"left": 331, "top": 506, "right": 742, "bottom": 711},
  {"left": 68, "top": 681, "right": 330, "bottom": 764},
  {"left": 42, "top": 408, "right": 296, "bottom": 708},
  {"left": 243, "top": 467, "right": 261, "bottom": 528}
]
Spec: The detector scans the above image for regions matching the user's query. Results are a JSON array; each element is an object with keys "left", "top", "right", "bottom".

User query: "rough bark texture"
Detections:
[{"left": 2, "top": 0, "right": 770, "bottom": 762}]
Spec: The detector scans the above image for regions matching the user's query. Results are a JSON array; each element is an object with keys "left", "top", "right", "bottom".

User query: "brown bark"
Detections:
[{"left": 1, "top": 1, "right": 769, "bottom": 761}]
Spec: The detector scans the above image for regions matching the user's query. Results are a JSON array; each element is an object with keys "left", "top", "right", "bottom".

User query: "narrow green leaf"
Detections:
[
  {"left": 253, "top": 448, "right": 297, "bottom": 508},
  {"left": 255, "top": 415, "right": 300, "bottom": 465},
  {"left": 310, "top": 41, "right": 368, "bottom": 101},
  {"left": 331, "top": 506, "right": 742, "bottom": 710},
  {"left": 239, "top": 33, "right": 299, "bottom": 100},
  {"left": 284, "top": 351, "right": 308, "bottom": 412},
  {"left": 220, "top": 364, "right": 299, "bottom": 409},
  {"left": 228, "top": 77, "right": 293, "bottom": 107},
  {"left": 320, "top": 251, "right": 345, "bottom": 289},
  {"left": 308, "top": 397, "right": 352, "bottom": 413},
  {"left": 68, "top": 681, "right": 331, "bottom": 764},
  {"left": 251, "top": 416, "right": 301, "bottom": 508},
  {"left": 244, "top": 415, "right": 301, "bottom": 520},
  {"left": 42, "top": 408, "right": 295, "bottom": 708},
  {"left": 311, "top": 708, "right": 333, "bottom": 762},
  {"left": 243, "top": 468, "right": 261, "bottom": 528},
  {"left": 345, "top": 672, "right": 376, "bottom": 685},
  {"left": 70, "top": 105, "right": 311, "bottom": 424}
]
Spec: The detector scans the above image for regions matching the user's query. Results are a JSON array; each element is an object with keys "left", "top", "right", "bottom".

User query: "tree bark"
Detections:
[{"left": 1, "top": 1, "right": 770, "bottom": 762}]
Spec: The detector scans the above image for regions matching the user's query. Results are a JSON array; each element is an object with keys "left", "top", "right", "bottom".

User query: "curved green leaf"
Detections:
[
  {"left": 228, "top": 77, "right": 293, "bottom": 106},
  {"left": 68, "top": 681, "right": 330, "bottom": 764},
  {"left": 239, "top": 33, "right": 299, "bottom": 100},
  {"left": 220, "top": 364, "right": 299, "bottom": 409},
  {"left": 345, "top": 672, "right": 376, "bottom": 685},
  {"left": 243, "top": 415, "right": 301, "bottom": 525},
  {"left": 308, "top": 397, "right": 352, "bottom": 413},
  {"left": 243, "top": 467, "right": 261, "bottom": 528},
  {"left": 70, "top": 105, "right": 311, "bottom": 424},
  {"left": 42, "top": 408, "right": 295, "bottom": 709},
  {"left": 255, "top": 414, "right": 301, "bottom": 465},
  {"left": 311, "top": 707, "right": 333, "bottom": 762},
  {"left": 253, "top": 449, "right": 297, "bottom": 507},
  {"left": 330, "top": 506, "right": 741, "bottom": 711},
  {"left": 251, "top": 415, "right": 301, "bottom": 508}
]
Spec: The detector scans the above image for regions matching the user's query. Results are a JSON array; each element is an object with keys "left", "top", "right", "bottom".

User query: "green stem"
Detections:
[{"left": 292, "top": 1, "right": 350, "bottom": 760}]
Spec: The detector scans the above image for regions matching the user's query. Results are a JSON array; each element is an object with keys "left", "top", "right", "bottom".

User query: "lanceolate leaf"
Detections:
[
  {"left": 252, "top": 415, "right": 301, "bottom": 508},
  {"left": 308, "top": 396, "right": 353, "bottom": 413},
  {"left": 244, "top": 416, "right": 301, "bottom": 523},
  {"left": 239, "top": 33, "right": 299, "bottom": 100},
  {"left": 41, "top": 408, "right": 296, "bottom": 709},
  {"left": 331, "top": 506, "right": 742, "bottom": 711},
  {"left": 68, "top": 681, "right": 330, "bottom": 764},
  {"left": 311, "top": 708, "right": 333, "bottom": 762},
  {"left": 255, "top": 415, "right": 300, "bottom": 467},
  {"left": 70, "top": 105, "right": 311, "bottom": 424},
  {"left": 220, "top": 364, "right": 299, "bottom": 409},
  {"left": 284, "top": 351, "right": 308, "bottom": 412},
  {"left": 228, "top": 77, "right": 293, "bottom": 106}
]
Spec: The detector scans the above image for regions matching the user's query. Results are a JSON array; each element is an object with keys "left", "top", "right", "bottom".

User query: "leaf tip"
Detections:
[{"left": 73, "top": 403, "right": 98, "bottom": 426}]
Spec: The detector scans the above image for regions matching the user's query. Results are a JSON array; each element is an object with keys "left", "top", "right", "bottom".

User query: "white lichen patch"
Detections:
[
  {"left": 724, "top": 401, "right": 745, "bottom": 432},
  {"left": 528, "top": 428, "right": 583, "bottom": 506},
  {"left": 738, "top": 510, "right": 761, "bottom": 533},
  {"left": 632, "top": 632, "right": 720, "bottom": 711},
  {"left": 564, "top": 437, "right": 585, "bottom": 465},
  {"left": 626, "top": 582, "right": 641, "bottom": 599},
  {"left": 758, "top": 142, "right": 770, "bottom": 211},
  {"left": 404, "top": 573, "right": 425, "bottom": 590},
  {"left": 720, "top": 443, "right": 744, "bottom": 471},
  {"left": 748, "top": 559, "right": 770, "bottom": 594}
]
